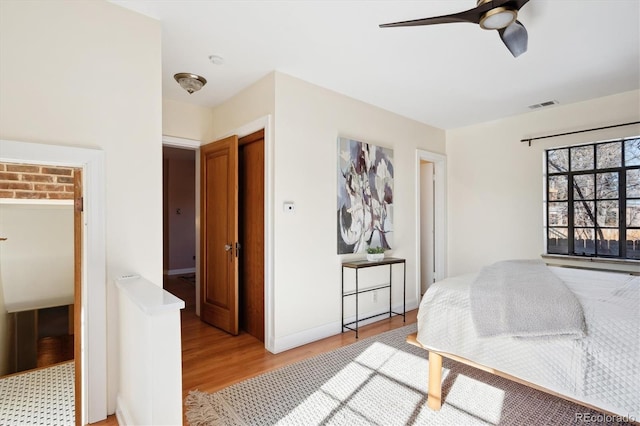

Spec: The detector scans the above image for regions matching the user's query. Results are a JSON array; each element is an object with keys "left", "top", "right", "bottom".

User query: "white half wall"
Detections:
[
  {"left": 446, "top": 90, "right": 640, "bottom": 276},
  {"left": 115, "top": 275, "right": 184, "bottom": 426}
]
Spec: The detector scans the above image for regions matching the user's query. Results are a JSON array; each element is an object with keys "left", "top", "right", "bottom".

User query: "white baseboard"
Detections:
[
  {"left": 164, "top": 267, "right": 196, "bottom": 276},
  {"left": 272, "top": 300, "right": 418, "bottom": 354},
  {"left": 115, "top": 394, "right": 133, "bottom": 426},
  {"left": 272, "top": 321, "right": 339, "bottom": 354}
]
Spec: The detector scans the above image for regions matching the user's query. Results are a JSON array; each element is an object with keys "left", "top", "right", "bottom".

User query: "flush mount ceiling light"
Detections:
[{"left": 173, "top": 73, "right": 207, "bottom": 94}]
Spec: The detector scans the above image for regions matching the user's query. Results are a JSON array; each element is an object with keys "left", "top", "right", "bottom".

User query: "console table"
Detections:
[{"left": 341, "top": 257, "right": 406, "bottom": 338}]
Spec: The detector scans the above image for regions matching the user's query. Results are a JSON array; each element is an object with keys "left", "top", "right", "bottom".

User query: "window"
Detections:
[{"left": 546, "top": 137, "right": 640, "bottom": 260}]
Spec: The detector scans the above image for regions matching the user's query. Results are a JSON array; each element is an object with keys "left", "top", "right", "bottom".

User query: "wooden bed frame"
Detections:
[{"left": 406, "top": 332, "right": 634, "bottom": 421}]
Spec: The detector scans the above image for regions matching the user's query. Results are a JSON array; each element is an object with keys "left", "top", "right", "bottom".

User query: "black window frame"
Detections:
[{"left": 545, "top": 137, "right": 640, "bottom": 260}]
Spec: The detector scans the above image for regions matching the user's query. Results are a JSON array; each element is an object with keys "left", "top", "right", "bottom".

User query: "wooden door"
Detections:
[
  {"left": 200, "top": 136, "right": 240, "bottom": 335},
  {"left": 73, "top": 169, "right": 82, "bottom": 426},
  {"left": 238, "top": 130, "right": 264, "bottom": 341}
]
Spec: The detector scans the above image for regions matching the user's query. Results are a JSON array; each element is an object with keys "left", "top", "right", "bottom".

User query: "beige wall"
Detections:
[
  {"left": 0, "top": 0, "right": 162, "bottom": 415},
  {"left": 210, "top": 72, "right": 276, "bottom": 137},
  {"left": 207, "top": 71, "right": 446, "bottom": 349},
  {"left": 273, "top": 72, "right": 445, "bottom": 340},
  {"left": 163, "top": 77, "right": 277, "bottom": 143},
  {"left": 163, "top": 98, "right": 215, "bottom": 142},
  {"left": 446, "top": 90, "right": 640, "bottom": 276}
]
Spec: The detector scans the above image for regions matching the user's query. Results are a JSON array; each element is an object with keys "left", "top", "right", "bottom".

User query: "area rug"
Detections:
[{"left": 185, "top": 324, "right": 632, "bottom": 425}]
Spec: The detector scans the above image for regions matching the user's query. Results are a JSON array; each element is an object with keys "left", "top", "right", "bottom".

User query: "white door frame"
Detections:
[
  {"left": 0, "top": 139, "right": 106, "bottom": 424},
  {"left": 415, "top": 149, "right": 447, "bottom": 303},
  {"left": 164, "top": 114, "right": 275, "bottom": 353}
]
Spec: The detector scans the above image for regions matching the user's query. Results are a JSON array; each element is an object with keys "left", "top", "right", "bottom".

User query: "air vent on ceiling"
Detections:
[{"left": 528, "top": 100, "right": 559, "bottom": 110}]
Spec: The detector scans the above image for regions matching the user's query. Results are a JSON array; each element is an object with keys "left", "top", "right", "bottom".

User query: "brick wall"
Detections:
[{"left": 0, "top": 162, "right": 76, "bottom": 200}]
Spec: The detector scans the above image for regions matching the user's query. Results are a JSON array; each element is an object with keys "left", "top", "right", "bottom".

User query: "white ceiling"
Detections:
[{"left": 112, "top": 0, "right": 640, "bottom": 130}]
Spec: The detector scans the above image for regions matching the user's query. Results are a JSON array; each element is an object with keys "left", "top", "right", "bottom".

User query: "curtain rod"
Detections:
[{"left": 520, "top": 121, "right": 640, "bottom": 146}]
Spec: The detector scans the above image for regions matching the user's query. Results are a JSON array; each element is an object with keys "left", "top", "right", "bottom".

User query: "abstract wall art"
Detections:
[{"left": 337, "top": 137, "right": 393, "bottom": 254}]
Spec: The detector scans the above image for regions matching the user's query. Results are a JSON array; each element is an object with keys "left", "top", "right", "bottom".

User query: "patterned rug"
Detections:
[
  {"left": 185, "top": 324, "right": 633, "bottom": 425},
  {"left": 0, "top": 361, "right": 74, "bottom": 426}
]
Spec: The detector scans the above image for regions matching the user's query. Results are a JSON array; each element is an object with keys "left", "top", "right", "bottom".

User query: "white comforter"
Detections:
[{"left": 416, "top": 266, "right": 640, "bottom": 418}]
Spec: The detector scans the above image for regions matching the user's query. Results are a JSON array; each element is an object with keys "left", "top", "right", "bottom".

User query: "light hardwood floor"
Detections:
[{"left": 91, "top": 275, "right": 418, "bottom": 425}]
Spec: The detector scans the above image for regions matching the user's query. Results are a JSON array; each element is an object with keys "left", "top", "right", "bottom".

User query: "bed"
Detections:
[{"left": 411, "top": 260, "right": 639, "bottom": 420}]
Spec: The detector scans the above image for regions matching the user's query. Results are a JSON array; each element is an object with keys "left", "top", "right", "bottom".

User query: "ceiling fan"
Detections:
[{"left": 379, "top": 0, "right": 531, "bottom": 57}]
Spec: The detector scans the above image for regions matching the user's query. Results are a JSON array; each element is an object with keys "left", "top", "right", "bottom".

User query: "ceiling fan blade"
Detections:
[
  {"left": 498, "top": 20, "right": 528, "bottom": 57},
  {"left": 379, "top": 10, "right": 481, "bottom": 28},
  {"left": 379, "top": 0, "right": 530, "bottom": 28},
  {"left": 508, "top": 0, "right": 531, "bottom": 11}
]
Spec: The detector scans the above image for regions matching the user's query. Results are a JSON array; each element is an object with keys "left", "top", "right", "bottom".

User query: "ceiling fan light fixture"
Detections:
[
  {"left": 480, "top": 7, "right": 517, "bottom": 30},
  {"left": 174, "top": 73, "right": 207, "bottom": 94},
  {"left": 379, "top": 0, "right": 530, "bottom": 56}
]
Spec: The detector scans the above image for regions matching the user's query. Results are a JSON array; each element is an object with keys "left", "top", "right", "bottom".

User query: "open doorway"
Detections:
[
  {"left": 163, "top": 147, "right": 197, "bottom": 279},
  {"left": 419, "top": 161, "right": 435, "bottom": 295},
  {"left": 162, "top": 116, "right": 274, "bottom": 351},
  {"left": 162, "top": 145, "right": 199, "bottom": 333},
  {"left": 0, "top": 162, "right": 81, "bottom": 426},
  {"left": 0, "top": 138, "right": 107, "bottom": 424},
  {"left": 163, "top": 131, "right": 266, "bottom": 344},
  {"left": 0, "top": 204, "right": 75, "bottom": 370},
  {"left": 415, "top": 150, "right": 447, "bottom": 301}
]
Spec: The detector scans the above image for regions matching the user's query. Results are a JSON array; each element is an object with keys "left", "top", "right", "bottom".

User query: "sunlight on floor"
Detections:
[
  {"left": 277, "top": 342, "right": 429, "bottom": 425},
  {"left": 274, "top": 341, "right": 508, "bottom": 425},
  {"left": 445, "top": 374, "right": 505, "bottom": 424}
]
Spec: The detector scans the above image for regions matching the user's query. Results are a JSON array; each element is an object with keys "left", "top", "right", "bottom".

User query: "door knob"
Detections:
[{"left": 224, "top": 244, "right": 232, "bottom": 251}]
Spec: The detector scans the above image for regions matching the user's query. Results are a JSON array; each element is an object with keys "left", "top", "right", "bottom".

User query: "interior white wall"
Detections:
[
  {"left": 163, "top": 99, "right": 216, "bottom": 143},
  {"left": 206, "top": 71, "right": 445, "bottom": 351},
  {"left": 272, "top": 73, "right": 445, "bottom": 346},
  {"left": 446, "top": 90, "right": 640, "bottom": 276},
  {"left": 0, "top": 204, "right": 73, "bottom": 311},
  {"left": 210, "top": 73, "right": 276, "bottom": 137},
  {"left": 0, "top": 0, "right": 162, "bottom": 417}
]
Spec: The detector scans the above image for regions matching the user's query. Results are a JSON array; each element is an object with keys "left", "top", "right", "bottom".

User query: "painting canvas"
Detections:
[{"left": 337, "top": 137, "right": 393, "bottom": 254}]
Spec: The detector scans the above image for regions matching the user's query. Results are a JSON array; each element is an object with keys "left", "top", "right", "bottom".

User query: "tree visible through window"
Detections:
[{"left": 546, "top": 137, "right": 640, "bottom": 260}]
